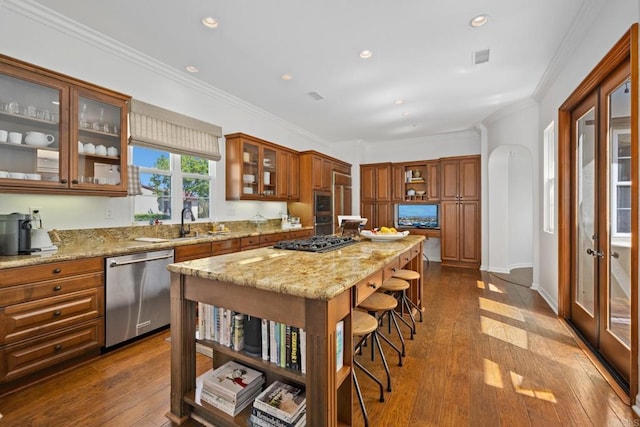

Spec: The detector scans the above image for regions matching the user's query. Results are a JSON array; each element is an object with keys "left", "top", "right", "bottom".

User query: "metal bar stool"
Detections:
[
  {"left": 358, "top": 292, "right": 404, "bottom": 392},
  {"left": 380, "top": 277, "right": 416, "bottom": 340},
  {"left": 391, "top": 268, "right": 424, "bottom": 324},
  {"left": 352, "top": 310, "right": 385, "bottom": 427}
]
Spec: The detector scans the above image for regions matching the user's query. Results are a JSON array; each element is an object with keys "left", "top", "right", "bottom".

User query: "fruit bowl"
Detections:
[{"left": 360, "top": 230, "right": 410, "bottom": 242}]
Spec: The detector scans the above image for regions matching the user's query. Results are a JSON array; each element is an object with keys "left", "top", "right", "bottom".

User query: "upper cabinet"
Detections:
[
  {"left": 440, "top": 156, "right": 480, "bottom": 201},
  {"left": 392, "top": 161, "right": 440, "bottom": 202},
  {"left": 225, "top": 133, "right": 299, "bottom": 201},
  {"left": 0, "top": 55, "right": 129, "bottom": 196},
  {"left": 361, "top": 163, "right": 391, "bottom": 201}
]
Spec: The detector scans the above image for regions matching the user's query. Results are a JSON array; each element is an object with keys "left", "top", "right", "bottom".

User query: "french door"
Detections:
[{"left": 569, "top": 60, "right": 632, "bottom": 385}]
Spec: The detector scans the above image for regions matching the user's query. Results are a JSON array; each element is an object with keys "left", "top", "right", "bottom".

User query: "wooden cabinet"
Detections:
[
  {"left": 440, "top": 156, "right": 480, "bottom": 201},
  {"left": 439, "top": 155, "right": 481, "bottom": 267},
  {"left": 0, "top": 54, "right": 130, "bottom": 196},
  {"left": 361, "top": 163, "right": 391, "bottom": 201},
  {"left": 225, "top": 133, "right": 298, "bottom": 201},
  {"left": 0, "top": 258, "right": 104, "bottom": 390},
  {"left": 361, "top": 201, "right": 392, "bottom": 230},
  {"left": 392, "top": 161, "right": 440, "bottom": 202},
  {"left": 174, "top": 239, "right": 242, "bottom": 262}
]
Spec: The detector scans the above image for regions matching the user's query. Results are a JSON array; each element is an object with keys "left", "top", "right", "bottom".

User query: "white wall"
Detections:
[{"left": 0, "top": 2, "right": 337, "bottom": 229}]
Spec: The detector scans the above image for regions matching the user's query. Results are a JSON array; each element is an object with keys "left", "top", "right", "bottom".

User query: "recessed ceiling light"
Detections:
[
  {"left": 280, "top": 74, "right": 293, "bottom": 81},
  {"left": 402, "top": 112, "right": 411, "bottom": 117},
  {"left": 394, "top": 99, "right": 404, "bottom": 105},
  {"left": 201, "top": 17, "right": 219, "bottom": 28},
  {"left": 359, "top": 50, "right": 373, "bottom": 59},
  {"left": 185, "top": 65, "right": 199, "bottom": 73},
  {"left": 470, "top": 14, "right": 488, "bottom": 27}
]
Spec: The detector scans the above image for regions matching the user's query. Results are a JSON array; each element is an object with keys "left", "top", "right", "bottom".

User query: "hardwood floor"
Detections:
[{"left": 0, "top": 263, "right": 634, "bottom": 426}]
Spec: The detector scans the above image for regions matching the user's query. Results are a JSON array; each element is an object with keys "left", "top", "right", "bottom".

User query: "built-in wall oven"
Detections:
[{"left": 314, "top": 191, "right": 333, "bottom": 235}]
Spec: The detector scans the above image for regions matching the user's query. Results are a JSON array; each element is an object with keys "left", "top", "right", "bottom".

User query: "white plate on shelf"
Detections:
[{"left": 360, "top": 230, "right": 409, "bottom": 242}]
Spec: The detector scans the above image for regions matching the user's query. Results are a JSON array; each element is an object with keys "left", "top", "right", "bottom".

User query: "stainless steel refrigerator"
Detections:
[{"left": 333, "top": 171, "right": 352, "bottom": 233}]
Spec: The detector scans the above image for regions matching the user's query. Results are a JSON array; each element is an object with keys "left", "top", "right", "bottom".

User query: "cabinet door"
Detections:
[
  {"left": 440, "top": 159, "right": 460, "bottom": 200},
  {"left": 240, "top": 140, "right": 260, "bottom": 198},
  {"left": 322, "top": 158, "right": 333, "bottom": 191},
  {"left": 426, "top": 161, "right": 440, "bottom": 200},
  {"left": 459, "top": 157, "right": 480, "bottom": 200},
  {"left": 276, "top": 149, "right": 290, "bottom": 200},
  {"left": 360, "top": 202, "right": 376, "bottom": 228},
  {"left": 0, "top": 65, "right": 68, "bottom": 190},
  {"left": 375, "top": 164, "right": 391, "bottom": 201},
  {"left": 312, "top": 155, "right": 323, "bottom": 190},
  {"left": 460, "top": 201, "right": 480, "bottom": 263},
  {"left": 261, "top": 145, "right": 277, "bottom": 198},
  {"left": 288, "top": 152, "right": 300, "bottom": 200},
  {"left": 72, "top": 89, "right": 127, "bottom": 194},
  {"left": 377, "top": 202, "right": 392, "bottom": 228},
  {"left": 360, "top": 166, "right": 376, "bottom": 201},
  {"left": 440, "top": 201, "right": 460, "bottom": 262},
  {"left": 391, "top": 165, "right": 405, "bottom": 202}
]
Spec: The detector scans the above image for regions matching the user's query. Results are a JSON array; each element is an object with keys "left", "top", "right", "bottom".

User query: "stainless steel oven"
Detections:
[{"left": 314, "top": 191, "right": 333, "bottom": 235}]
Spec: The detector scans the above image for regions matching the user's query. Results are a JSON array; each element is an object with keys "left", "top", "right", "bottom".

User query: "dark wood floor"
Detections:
[{"left": 0, "top": 263, "right": 635, "bottom": 426}]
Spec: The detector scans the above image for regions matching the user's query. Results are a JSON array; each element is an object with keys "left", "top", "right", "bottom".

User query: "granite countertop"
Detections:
[
  {"left": 0, "top": 225, "right": 313, "bottom": 270},
  {"left": 167, "top": 235, "right": 425, "bottom": 300}
]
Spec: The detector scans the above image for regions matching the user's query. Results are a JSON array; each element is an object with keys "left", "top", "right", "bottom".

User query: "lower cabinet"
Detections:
[
  {"left": 360, "top": 201, "right": 392, "bottom": 230},
  {"left": 0, "top": 257, "right": 104, "bottom": 391},
  {"left": 441, "top": 200, "right": 480, "bottom": 267}
]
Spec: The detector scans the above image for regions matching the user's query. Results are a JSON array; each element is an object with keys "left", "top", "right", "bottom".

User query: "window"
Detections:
[
  {"left": 611, "top": 129, "right": 631, "bottom": 235},
  {"left": 130, "top": 146, "right": 213, "bottom": 223},
  {"left": 543, "top": 122, "right": 555, "bottom": 234}
]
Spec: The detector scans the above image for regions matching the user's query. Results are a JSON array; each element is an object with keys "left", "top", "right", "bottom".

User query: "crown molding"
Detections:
[
  {"left": 482, "top": 97, "right": 538, "bottom": 125},
  {"left": 532, "top": 0, "right": 609, "bottom": 101},
  {"left": 5, "top": 0, "right": 328, "bottom": 146}
]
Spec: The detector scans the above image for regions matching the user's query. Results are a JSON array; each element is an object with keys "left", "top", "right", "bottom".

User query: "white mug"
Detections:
[
  {"left": 0, "top": 171, "right": 8, "bottom": 178},
  {"left": 0, "top": 130, "right": 7, "bottom": 142},
  {"left": 78, "top": 141, "right": 84, "bottom": 153},
  {"left": 8, "top": 132, "right": 22, "bottom": 144},
  {"left": 107, "top": 147, "right": 119, "bottom": 157},
  {"left": 95, "top": 145, "right": 107, "bottom": 156},
  {"left": 83, "top": 142, "right": 95, "bottom": 154}
]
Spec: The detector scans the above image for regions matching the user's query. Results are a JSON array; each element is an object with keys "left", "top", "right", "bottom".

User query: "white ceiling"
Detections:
[{"left": 32, "top": 0, "right": 590, "bottom": 143}]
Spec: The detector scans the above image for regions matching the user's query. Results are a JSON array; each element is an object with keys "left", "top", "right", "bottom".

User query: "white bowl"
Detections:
[
  {"left": 8, "top": 172, "right": 26, "bottom": 179},
  {"left": 243, "top": 174, "right": 255, "bottom": 183},
  {"left": 25, "top": 173, "right": 41, "bottom": 180},
  {"left": 360, "top": 230, "right": 410, "bottom": 242},
  {"left": 415, "top": 190, "right": 426, "bottom": 196}
]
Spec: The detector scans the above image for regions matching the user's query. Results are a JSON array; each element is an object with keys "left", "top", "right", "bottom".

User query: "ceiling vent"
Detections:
[
  {"left": 308, "top": 91, "right": 325, "bottom": 101},
  {"left": 473, "top": 48, "right": 490, "bottom": 65}
]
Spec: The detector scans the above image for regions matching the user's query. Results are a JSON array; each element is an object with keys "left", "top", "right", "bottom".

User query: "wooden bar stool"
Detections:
[
  {"left": 392, "top": 268, "right": 424, "bottom": 323},
  {"left": 352, "top": 310, "right": 385, "bottom": 427},
  {"left": 380, "top": 277, "right": 416, "bottom": 340},
  {"left": 358, "top": 292, "right": 404, "bottom": 392}
]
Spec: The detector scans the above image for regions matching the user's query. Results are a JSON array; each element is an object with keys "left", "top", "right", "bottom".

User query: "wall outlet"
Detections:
[{"left": 105, "top": 208, "right": 113, "bottom": 219}]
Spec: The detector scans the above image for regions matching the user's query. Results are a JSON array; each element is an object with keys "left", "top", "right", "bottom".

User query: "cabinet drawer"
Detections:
[
  {"left": 212, "top": 238, "right": 240, "bottom": 255},
  {"left": 0, "top": 272, "right": 103, "bottom": 306},
  {"left": 241, "top": 236, "right": 260, "bottom": 249},
  {"left": 174, "top": 243, "right": 212, "bottom": 262},
  {"left": 398, "top": 249, "right": 413, "bottom": 267},
  {"left": 259, "top": 233, "right": 282, "bottom": 246},
  {"left": 0, "top": 318, "right": 103, "bottom": 383},
  {"left": 353, "top": 270, "right": 383, "bottom": 307},
  {"left": 410, "top": 243, "right": 421, "bottom": 260},
  {"left": 0, "top": 288, "right": 104, "bottom": 345},
  {"left": 382, "top": 258, "right": 400, "bottom": 281},
  {"left": 0, "top": 257, "right": 103, "bottom": 288},
  {"left": 289, "top": 229, "right": 313, "bottom": 240}
]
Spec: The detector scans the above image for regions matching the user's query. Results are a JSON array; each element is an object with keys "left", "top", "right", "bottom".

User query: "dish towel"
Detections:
[{"left": 128, "top": 165, "right": 142, "bottom": 195}]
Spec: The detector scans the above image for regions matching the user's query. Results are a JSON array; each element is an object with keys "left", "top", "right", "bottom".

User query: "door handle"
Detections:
[
  {"left": 586, "top": 248, "right": 604, "bottom": 258},
  {"left": 611, "top": 251, "right": 619, "bottom": 259}
]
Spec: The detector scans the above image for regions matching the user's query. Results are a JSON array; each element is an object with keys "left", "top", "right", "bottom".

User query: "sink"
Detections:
[{"left": 133, "top": 236, "right": 196, "bottom": 243}]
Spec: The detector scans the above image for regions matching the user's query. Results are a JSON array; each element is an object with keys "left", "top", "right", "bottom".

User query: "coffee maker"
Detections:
[{"left": 0, "top": 213, "right": 33, "bottom": 255}]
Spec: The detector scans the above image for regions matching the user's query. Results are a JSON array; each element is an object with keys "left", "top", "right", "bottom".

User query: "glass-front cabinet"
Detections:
[
  {"left": 226, "top": 133, "right": 292, "bottom": 201},
  {"left": 0, "top": 55, "right": 129, "bottom": 196}
]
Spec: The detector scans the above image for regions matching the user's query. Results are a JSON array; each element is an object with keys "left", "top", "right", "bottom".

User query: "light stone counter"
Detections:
[{"left": 167, "top": 235, "right": 425, "bottom": 300}]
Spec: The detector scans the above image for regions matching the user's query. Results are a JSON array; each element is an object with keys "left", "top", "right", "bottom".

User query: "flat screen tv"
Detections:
[{"left": 395, "top": 203, "right": 439, "bottom": 229}]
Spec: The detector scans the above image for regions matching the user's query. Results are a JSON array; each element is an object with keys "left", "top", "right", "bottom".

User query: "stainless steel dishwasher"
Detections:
[{"left": 105, "top": 249, "right": 174, "bottom": 348}]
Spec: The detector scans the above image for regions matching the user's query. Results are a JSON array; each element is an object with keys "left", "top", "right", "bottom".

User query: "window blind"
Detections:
[{"left": 128, "top": 99, "right": 222, "bottom": 161}]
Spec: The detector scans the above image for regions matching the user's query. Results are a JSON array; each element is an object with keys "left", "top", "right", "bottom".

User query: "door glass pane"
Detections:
[
  {"left": 576, "top": 107, "right": 596, "bottom": 315},
  {"left": 608, "top": 79, "right": 631, "bottom": 347}
]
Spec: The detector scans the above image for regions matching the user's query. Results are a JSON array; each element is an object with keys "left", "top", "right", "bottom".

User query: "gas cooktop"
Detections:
[{"left": 273, "top": 235, "right": 357, "bottom": 253}]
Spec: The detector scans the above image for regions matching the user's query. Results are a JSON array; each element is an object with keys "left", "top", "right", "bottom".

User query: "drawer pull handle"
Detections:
[
  {"left": 53, "top": 268, "right": 61, "bottom": 274},
  {"left": 368, "top": 282, "right": 378, "bottom": 289},
  {"left": 53, "top": 310, "right": 62, "bottom": 317},
  {"left": 54, "top": 344, "right": 62, "bottom": 352},
  {"left": 391, "top": 267, "right": 397, "bottom": 272},
  {"left": 53, "top": 285, "right": 62, "bottom": 291}
]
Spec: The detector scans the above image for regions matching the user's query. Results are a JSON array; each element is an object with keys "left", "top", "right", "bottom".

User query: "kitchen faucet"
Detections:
[{"left": 179, "top": 207, "right": 193, "bottom": 238}]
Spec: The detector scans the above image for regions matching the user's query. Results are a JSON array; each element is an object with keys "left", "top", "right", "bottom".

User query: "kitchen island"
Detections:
[{"left": 166, "top": 234, "right": 425, "bottom": 426}]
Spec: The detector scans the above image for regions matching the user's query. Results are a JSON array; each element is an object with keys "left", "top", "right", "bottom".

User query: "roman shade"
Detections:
[{"left": 128, "top": 99, "right": 222, "bottom": 161}]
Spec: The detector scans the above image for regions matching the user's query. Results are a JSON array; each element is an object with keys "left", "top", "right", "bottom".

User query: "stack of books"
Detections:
[
  {"left": 249, "top": 380, "right": 306, "bottom": 427},
  {"left": 198, "top": 361, "right": 265, "bottom": 417}
]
